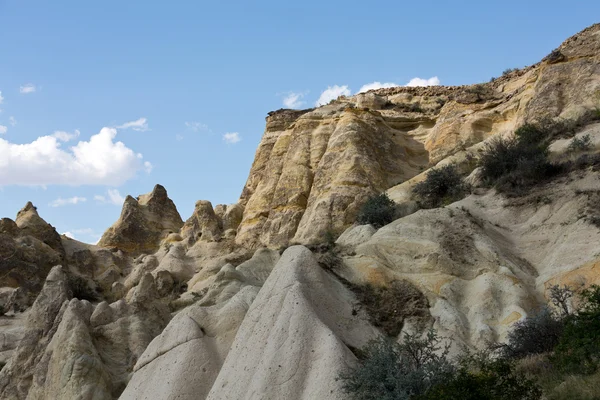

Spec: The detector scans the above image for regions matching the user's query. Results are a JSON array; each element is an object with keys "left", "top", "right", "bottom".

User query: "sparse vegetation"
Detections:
[
  {"left": 503, "top": 68, "right": 519, "bottom": 76},
  {"left": 346, "top": 280, "right": 430, "bottom": 337},
  {"left": 357, "top": 193, "right": 397, "bottom": 228},
  {"left": 341, "top": 331, "right": 454, "bottom": 400},
  {"left": 567, "top": 134, "right": 592, "bottom": 152},
  {"left": 479, "top": 123, "right": 559, "bottom": 194},
  {"left": 341, "top": 331, "right": 541, "bottom": 400},
  {"left": 343, "top": 283, "right": 600, "bottom": 399},
  {"left": 412, "top": 165, "right": 468, "bottom": 208}
]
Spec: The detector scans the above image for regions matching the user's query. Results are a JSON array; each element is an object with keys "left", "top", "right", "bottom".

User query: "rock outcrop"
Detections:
[
  {"left": 0, "top": 203, "right": 65, "bottom": 307},
  {"left": 98, "top": 185, "right": 184, "bottom": 255}
]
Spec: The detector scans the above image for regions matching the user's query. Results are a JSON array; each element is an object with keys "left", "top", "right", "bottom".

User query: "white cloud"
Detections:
[
  {"left": 315, "top": 85, "right": 351, "bottom": 106},
  {"left": 358, "top": 82, "right": 398, "bottom": 93},
  {"left": 185, "top": 121, "right": 209, "bottom": 132},
  {"left": 94, "top": 189, "right": 124, "bottom": 205},
  {"left": 223, "top": 132, "right": 241, "bottom": 144},
  {"left": 51, "top": 129, "right": 80, "bottom": 142},
  {"left": 19, "top": 83, "right": 36, "bottom": 94},
  {"left": 0, "top": 127, "right": 152, "bottom": 186},
  {"left": 50, "top": 196, "right": 87, "bottom": 207},
  {"left": 282, "top": 92, "right": 306, "bottom": 109},
  {"left": 62, "top": 231, "right": 76, "bottom": 239},
  {"left": 0, "top": 126, "right": 6, "bottom": 135},
  {"left": 72, "top": 228, "right": 94, "bottom": 235},
  {"left": 176, "top": 134, "right": 184, "bottom": 141},
  {"left": 405, "top": 76, "right": 440, "bottom": 87},
  {"left": 0, "top": 91, "right": 4, "bottom": 103},
  {"left": 9, "top": 116, "right": 16, "bottom": 126},
  {"left": 117, "top": 117, "right": 149, "bottom": 132}
]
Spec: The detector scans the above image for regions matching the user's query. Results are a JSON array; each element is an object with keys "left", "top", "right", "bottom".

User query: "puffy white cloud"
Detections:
[
  {"left": 282, "top": 92, "right": 306, "bottom": 109},
  {"left": 315, "top": 85, "right": 351, "bottom": 106},
  {"left": 0, "top": 127, "right": 152, "bottom": 186},
  {"left": 185, "top": 121, "right": 209, "bottom": 132},
  {"left": 51, "top": 129, "right": 80, "bottom": 142},
  {"left": 117, "top": 117, "right": 149, "bottom": 132},
  {"left": 50, "top": 196, "right": 87, "bottom": 207},
  {"left": 357, "top": 77, "right": 440, "bottom": 94},
  {"left": 0, "top": 126, "right": 6, "bottom": 135},
  {"left": 358, "top": 82, "right": 398, "bottom": 93},
  {"left": 62, "top": 231, "right": 76, "bottom": 239},
  {"left": 223, "top": 132, "right": 241, "bottom": 144},
  {"left": 405, "top": 76, "right": 440, "bottom": 87},
  {"left": 94, "top": 188, "right": 125, "bottom": 205},
  {"left": 19, "top": 83, "right": 36, "bottom": 94},
  {"left": 9, "top": 116, "right": 16, "bottom": 126}
]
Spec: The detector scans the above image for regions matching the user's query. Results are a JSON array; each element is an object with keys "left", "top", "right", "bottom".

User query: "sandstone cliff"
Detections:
[{"left": 236, "top": 23, "right": 600, "bottom": 249}]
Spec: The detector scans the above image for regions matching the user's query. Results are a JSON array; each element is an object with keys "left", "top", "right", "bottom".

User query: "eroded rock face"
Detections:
[
  {"left": 0, "top": 267, "right": 171, "bottom": 400},
  {"left": 0, "top": 205, "right": 65, "bottom": 306},
  {"left": 206, "top": 246, "right": 377, "bottom": 400},
  {"left": 235, "top": 23, "right": 600, "bottom": 248},
  {"left": 98, "top": 185, "right": 184, "bottom": 255},
  {"left": 181, "top": 200, "right": 222, "bottom": 243}
]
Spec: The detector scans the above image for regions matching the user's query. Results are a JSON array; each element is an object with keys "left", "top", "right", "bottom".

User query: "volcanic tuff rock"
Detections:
[
  {"left": 235, "top": 23, "right": 600, "bottom": 249},
  {"left": 98, "top": 184, "right": 184, "bottom": 255},
  {"left": 0, "top": 203, "right": 65, "bottom": 308}
]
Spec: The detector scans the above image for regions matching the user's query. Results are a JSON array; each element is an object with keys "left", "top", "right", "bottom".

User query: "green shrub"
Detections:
[
  {"left": 552, "top": 285, "right": 600, "bottom": 374},
  {"left": 420, "top": 357, "right": 542, "bottom": 400},
  {"left": 357, "top": 193, "right": 397, "bottom": 228},
  {"left": 496, "top": 308, "right": 564, "bottom": 359},
  {"left": 412, "top": 165, "right": 468, "bottom": 208},
  {"left": 567, "top": 134, "right": 592, "bottom": 152},
  {"left": 340, "top": 331, "right": 454, "bottom": 400},
  {"left": 479, "top": 123, "right": 560, "bottom": 194}
]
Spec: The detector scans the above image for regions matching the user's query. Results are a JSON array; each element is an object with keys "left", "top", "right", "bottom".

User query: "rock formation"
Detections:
[
  {"left": 0, "top": 23, "right": 600, "bottom": 400},
  {"left": 98, "top": 184, "right": 184, "bottom": 255}
]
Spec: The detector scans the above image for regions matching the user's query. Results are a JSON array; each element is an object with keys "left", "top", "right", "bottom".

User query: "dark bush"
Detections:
[
  {"left": 552, "top": 285, "right": 600, "bottom": 374},
  {"left": 419, "top": 357, "right": 542, "bottom": 400},
  {"left": 412, "top": 165, "right": 468, "bottom": 208},
  {"left": 479, "top": 123, "right": 560, "bottom": 194},
  {"left": 341, "top": 331, "right": 454, "bottom": 400},
  {"left": 496, "top": 308, "right": 564, "bottom": 359},
  {"left": 357, "top": 193, "right": 397, "bottom": 228}
]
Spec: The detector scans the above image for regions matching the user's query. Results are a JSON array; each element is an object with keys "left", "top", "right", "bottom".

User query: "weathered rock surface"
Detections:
[
  {"left": 0, "top": 204, "right": 65, "bottom": 306},
  {"left": 205, "top": 246, "right": 377, "bottom": 400},
  {"left": 0, "top": 266, "right": 170, "bottom": 400},
  {"left": 98, "top": 185, "right": 184, "bottom": 255}
]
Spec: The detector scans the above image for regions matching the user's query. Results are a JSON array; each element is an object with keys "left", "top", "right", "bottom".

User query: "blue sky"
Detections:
[{"left": 0, "top": 1, "right": 598, "bottom": 244}]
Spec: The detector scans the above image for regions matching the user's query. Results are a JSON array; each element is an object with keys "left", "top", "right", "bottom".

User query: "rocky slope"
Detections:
[{"left": 0, "top": 23, "right": 599, "bottom": 400}]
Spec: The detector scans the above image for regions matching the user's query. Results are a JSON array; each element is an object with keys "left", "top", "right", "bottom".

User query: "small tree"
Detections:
[
  {"left": 548, "top": 284, "right": 574, "bottom": 317},
  {"left": 357, "top": 193, "right": 397, "bottom": 228}
]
